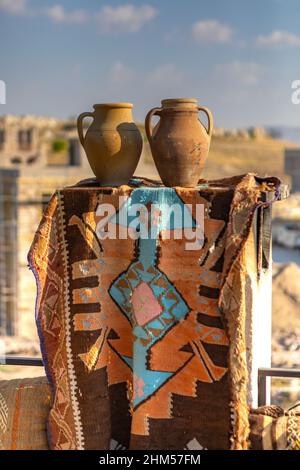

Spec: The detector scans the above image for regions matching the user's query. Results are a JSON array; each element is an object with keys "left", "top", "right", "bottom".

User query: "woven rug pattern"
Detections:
[{"left": 28, "top": 174, "right": 280, "bottom": 450}]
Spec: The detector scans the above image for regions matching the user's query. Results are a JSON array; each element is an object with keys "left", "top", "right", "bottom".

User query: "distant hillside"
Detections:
[
  {"left": 203, "top": 136, "right": 296, "bottom": 181},
  {"left": 137, "top": 132, "right": 297, "bottom": 182},
  {"left": 266, "top": 126, "right": 300, "bottom": 145}
]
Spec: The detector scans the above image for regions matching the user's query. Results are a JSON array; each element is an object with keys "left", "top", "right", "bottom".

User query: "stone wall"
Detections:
[{"left": 0, "top": 169, "right": 19, "bottom": 336}]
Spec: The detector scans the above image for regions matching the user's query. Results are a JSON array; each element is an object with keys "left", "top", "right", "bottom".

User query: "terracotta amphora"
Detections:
[
  {"left": 77, "top": 103, "right": 143, "bottom": 186},
  {"left": 145, "top": 98, "right": 213, "bottom": 187}
]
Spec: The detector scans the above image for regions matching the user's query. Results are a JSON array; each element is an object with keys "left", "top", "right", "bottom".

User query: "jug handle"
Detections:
[
  {"left": 77, "top": 112, "right": 94, "bottom": 147},
  {"left": 145, "top": 107, "right": 162, "bottom": 143},
  {"left": 198, "top": 106, "right": 213, "bottom": 137}
]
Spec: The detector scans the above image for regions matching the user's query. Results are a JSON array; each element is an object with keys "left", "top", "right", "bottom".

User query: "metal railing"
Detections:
[
  {"left": 0, "top": 356, "right": 43, "bottom": 367},
  {"left": 258, "top": 367, "right": 300, "bottom": 407}
]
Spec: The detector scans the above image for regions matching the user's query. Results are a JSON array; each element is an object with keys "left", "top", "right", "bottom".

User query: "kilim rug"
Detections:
[{"left": 28, "top": 174, "right": 281, "bottom": 450}]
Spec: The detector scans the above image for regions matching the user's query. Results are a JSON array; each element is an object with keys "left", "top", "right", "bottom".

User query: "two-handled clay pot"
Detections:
[
  {"left": 145, "top": 98, "right": 213, "bottom": 187},
  {"left": 77, "top": 103, "right": 143, "bottom": 186}
]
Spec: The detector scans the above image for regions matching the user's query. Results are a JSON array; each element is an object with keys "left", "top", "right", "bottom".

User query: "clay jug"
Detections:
[
  {"left": 145, "top": 98, "right": 213, "bottom": 187},
  {"left": 77, "top": 103, "right": 143, "bottom": 186}
]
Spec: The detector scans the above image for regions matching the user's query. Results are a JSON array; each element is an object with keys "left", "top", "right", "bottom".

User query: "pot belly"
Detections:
[
  {"left": 151, "top": 135, "right": 209, "bottom": 187},
  {"left": 84, "top": 129, "right": 143, "bottom": 186}
]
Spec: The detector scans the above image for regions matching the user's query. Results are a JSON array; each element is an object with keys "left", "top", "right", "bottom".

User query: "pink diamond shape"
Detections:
[{"left": 132, "top": 282, "right": 162, "bottom": 326}]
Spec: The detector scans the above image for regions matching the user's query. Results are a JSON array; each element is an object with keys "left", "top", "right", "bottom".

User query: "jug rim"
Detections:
[
  {"left": 161, "top": 98, "right": 198, "bottom": 107},
  {"left": 93, "top": 103, "right": 133, "bottom": 109}
]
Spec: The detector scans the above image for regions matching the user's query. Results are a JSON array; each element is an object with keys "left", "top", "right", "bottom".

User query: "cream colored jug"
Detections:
[{"left": 77, "top": 103, "right": 143, "bottom": 186}]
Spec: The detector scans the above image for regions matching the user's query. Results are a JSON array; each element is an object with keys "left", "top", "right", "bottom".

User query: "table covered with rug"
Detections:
[
  {"left": 28, "top": 173, "right": 282, "bottom": 450},
  {"left": 1, "top": 376, "right": 299, "bottom": 450}
]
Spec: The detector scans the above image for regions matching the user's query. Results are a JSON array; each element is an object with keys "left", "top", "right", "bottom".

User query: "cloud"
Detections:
[
  {"left": 0, "top": 1, "right": 89, "bottom": 23},
  {"left": 46, "top": 5, "right": 89, "bottom": 24},
  {"left": 0, "top": 1, "right": 157, "bottom": 33},
  {"left": 147, "top": 64, "right": 184, "bottom": 86},
  {"left": 111, "top": 61, "right": 134, "bottom": 83},
  {"left": 0, "top": 0, "right": 28, "bottom": 15},
  {"left": 256, "top": 30, "right": 300, "bottom": 47},
  {"left": 192, "top": 20, "right": 233, "bottom": 44},
  {"left": 216, "top": 61, "right": 264, "bottom": 85},
  {"left": 96, "top": 4, "right": 157, "bottom": 34}
]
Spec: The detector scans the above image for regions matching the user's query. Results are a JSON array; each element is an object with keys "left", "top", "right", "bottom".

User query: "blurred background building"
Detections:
[{"left": 285, "top": 148, "right": 300, "bottom": 193}]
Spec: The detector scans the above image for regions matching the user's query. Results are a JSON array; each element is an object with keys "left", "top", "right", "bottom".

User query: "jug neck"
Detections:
[
  {"left": 92, "top": 103, "right": 134, "bottom": 127},
  {"left": 161, "top": 98, "right": 198, "bottom": 111}
]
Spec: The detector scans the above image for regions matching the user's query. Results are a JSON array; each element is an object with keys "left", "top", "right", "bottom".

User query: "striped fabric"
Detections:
[
  {"left": 0, "top": 377, "right": 51, "bottom": 450},
  {"left": 250, "top": 404, "right": 300, "bottom": 450}
]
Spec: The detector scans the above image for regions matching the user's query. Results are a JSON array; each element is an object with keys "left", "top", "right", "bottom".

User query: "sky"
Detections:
[{"left": 0, "top": 0, "right": 300, "bottom": 128}]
